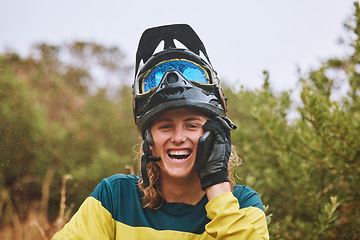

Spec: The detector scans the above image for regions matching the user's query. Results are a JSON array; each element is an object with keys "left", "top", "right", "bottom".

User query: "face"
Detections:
[{"left": 150, "top": 108, "right": 207, "bottom": 181}]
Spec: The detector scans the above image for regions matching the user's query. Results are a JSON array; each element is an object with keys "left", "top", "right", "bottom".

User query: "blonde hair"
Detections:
[{"left": 138, "top": 145, "right": 242, "bottom": 209}]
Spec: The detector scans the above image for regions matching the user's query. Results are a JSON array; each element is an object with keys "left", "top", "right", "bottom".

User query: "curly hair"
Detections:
[{"left": 138, "top": 146, "right": 242, "bottom": 209}]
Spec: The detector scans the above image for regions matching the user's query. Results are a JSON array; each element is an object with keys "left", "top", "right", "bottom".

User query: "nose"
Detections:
[{"left": 171, "top": 126, "right": 186, "bottom": 144}]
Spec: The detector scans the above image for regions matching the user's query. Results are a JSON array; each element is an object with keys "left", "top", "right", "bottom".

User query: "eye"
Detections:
[
  {"left": 159, "top": 124, "right": 172, "bottom": 129},
  {"left": 186, "top": 123, "right": 201, "bottom": 129}
]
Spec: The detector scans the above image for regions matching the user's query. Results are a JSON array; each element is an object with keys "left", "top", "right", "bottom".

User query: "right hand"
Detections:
[{"left": 195, "top": 117, "right": 236, "bottom": 190}]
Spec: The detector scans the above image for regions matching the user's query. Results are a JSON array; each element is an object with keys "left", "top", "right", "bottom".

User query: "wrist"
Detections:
[
  {"left": 205, "top": 182, "right": 231, "bottom": 201},
  {"left": 200, "top": 171, "right": 229, "bottom": 190}
]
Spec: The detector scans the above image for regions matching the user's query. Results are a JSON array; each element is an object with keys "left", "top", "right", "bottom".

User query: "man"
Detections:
[{"left": 52, "top": 24, "right": 269, "bottom": 239}]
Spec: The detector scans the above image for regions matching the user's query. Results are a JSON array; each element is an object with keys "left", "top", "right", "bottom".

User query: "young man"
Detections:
[{"left": 52, "top": 24, "right": 269, "bottom": 239}]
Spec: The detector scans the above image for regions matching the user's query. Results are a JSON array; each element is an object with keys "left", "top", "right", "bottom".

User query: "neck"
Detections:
[{"left": 159, "top": 172, "right": 204, "bottom": 205}]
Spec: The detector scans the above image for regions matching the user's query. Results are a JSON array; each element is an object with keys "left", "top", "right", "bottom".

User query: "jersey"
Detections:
[{"left": 52, "top": 174, "right": 269, "bottom": 239}]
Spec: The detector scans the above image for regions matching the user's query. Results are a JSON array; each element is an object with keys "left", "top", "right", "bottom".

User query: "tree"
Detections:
[
  {"left": 0, "top": 42, "right": 136, "bottom": 239},
  {"left": 227, "top": 3, "right": 360, "bottom": 239}
]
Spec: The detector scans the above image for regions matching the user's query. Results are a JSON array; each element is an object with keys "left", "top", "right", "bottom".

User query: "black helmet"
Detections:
[{"left": 133, "top": 24, "right": 228, "bottom": 137}]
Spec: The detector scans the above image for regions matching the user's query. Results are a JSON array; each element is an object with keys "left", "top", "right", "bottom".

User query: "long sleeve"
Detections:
[
  {"left": 205, "top": 192, "right": 269, "bottom": 240},
  {"left": 52, "top": 179, "right": 115, "bottom": 240}
]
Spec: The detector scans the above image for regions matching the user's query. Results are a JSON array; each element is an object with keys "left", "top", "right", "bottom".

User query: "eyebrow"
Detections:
[
  {"left": 184, "top": 117, "right": 204, "bottom": 122},
  {"left": 155, "top": 116, "right": 204, "bottom": 123}
]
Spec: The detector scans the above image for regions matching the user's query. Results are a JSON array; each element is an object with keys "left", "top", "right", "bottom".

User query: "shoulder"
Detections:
[
  {"left": 89, "top": 174, "right": 142, "bottom": 215},
  {"left": 232, "top": 185, "right": 265, "bottom": 212},
  {"left": 90, "top": 174, "right": 140, "bottom": 199},
  {"left": 105, "top": 174, "right": 140, "bottom": 185}
]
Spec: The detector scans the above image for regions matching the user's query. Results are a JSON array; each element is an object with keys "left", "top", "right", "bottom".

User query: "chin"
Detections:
[{"left": 162, "top": 166, "right": 198, "bottom": 180}]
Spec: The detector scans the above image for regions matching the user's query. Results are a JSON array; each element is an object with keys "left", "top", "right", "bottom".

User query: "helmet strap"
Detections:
[
  {"left": 145, "top": 129, "right": 154, "bottom": 146},
  {"left": 141, "top": 129, "right": 160, "bottom": 188}
]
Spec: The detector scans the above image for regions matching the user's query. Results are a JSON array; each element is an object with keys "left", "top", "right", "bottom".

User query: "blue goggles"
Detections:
[{"left": 136, "top": 59, "right": 212, "bottom": 94}]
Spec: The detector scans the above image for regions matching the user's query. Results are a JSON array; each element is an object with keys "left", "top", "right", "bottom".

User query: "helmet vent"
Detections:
[
  {"left": 173, "top": 39, "right": 187, "bottom": 49},
  {"left": 164, "top": 87, "right": 184, "bottom": 96},
  {"left": 210, "top": 99, "right": 222, "bottom": 108},
  {"left": 153, "top": 40, "right": 165, "bottom": 55}
]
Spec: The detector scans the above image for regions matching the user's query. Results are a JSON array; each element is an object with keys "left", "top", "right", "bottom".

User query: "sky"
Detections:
[{"left": 0, "top": 0, "right": 356, "bottom": 92}]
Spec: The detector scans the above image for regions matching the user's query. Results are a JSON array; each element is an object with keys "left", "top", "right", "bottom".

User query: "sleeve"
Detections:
[
  {"left": 205, "top": 192, "right": 269, "bottom": 240},
  {"left": 52, "top": 179, "right": 115, "bottom": 240}
]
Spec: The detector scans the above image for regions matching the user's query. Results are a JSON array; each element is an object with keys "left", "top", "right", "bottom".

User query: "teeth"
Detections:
[
  {"left": 168, "top": 149, "right": 191, "bottom": 160},
  {"left": 168, "top": 149, "right": 191, "bottom": 156}
]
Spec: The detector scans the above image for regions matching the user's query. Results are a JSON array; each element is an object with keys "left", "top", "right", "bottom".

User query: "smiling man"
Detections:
[{"left": 52, "top": 24, "right": 269, "bottom": 240}]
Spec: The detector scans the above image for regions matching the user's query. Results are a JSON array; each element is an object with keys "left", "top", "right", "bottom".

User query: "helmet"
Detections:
[{"left": 133, "top": 24, "right": 228, "bottom": 137}]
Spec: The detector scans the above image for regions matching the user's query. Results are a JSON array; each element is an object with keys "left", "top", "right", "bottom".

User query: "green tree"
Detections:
[
  {"left": 227, "top": 3, "right": 360, "bottom": 239},
  {"left": 0, "top": 55, "right": 52, "bottom": 227},
  {"left": 0, "top": 41, "right": 136, "bottom": 239}
]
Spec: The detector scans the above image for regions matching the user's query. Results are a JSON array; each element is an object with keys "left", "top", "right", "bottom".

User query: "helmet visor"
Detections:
[{"left": 136, "top": 59, "right": 213, "bottom": 94}]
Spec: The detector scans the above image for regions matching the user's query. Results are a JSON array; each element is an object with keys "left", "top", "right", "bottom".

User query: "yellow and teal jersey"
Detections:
[{"left": 52, "top": 174, "right": 269, "bottom": 239}]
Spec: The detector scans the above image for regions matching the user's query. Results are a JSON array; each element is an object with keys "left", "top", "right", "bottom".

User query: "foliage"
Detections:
[
  {"left": 226, "top": 2, "right": 360, "bottom": 239},
  {"left": 0, "top": 42, "right": 138, "bottom": 238}
]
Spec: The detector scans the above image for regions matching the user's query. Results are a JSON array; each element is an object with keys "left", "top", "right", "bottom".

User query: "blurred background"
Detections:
[
  {"left": 0, "top": 0, "right": 359, "bottom": 239},
  {"left": 0, "top": 0, "right": 355, "bottom": 91}
]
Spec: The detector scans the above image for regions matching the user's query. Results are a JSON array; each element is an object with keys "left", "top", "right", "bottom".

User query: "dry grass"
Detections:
[
  {"left": 0, "top": 174, "right": 73, "bottom": 240},
  {"left": 0, "top": 206, "right": 59, "bottom": 240}
]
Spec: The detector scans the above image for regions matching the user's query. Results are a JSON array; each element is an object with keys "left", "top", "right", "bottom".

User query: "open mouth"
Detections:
[{"left": 167, "top": 149, "right": 191, "bottom": 160}]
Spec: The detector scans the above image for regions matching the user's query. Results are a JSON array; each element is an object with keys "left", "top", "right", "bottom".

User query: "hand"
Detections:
[{"left": 195, "top": 117, "right": 236, "bottom": 190}]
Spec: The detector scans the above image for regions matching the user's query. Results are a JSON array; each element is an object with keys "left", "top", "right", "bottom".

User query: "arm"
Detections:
[
  {"left": 205, "top": 190, "right": 269, "bottom": 240},
  {"left": 196, "top": 117, "right": 269, "bottom": 239},
  {"left": 205, "top": 182, "right": 231, "bottom": 201},
  {"left": 52, "top": 179, "right": 115, "bottom": 240}
]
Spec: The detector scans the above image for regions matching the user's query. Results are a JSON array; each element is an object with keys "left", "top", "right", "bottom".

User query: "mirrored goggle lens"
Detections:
[{"left": 140, "top": 60, "right": 209, "bottom": 93}]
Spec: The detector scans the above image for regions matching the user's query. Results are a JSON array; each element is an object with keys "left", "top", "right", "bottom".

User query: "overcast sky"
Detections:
[{"left": 0, "top": 0, "right": 356, "bottom": 91}]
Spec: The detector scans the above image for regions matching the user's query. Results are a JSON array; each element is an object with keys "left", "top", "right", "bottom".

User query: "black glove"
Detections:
[
  {"left": 195, "top": 116, "right": 236, "bottom": 190},
  {"left": 141, "top": 131, "right": 161, "bottom": 188}
]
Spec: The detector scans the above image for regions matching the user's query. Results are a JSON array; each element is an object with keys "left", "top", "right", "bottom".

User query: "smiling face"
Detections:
[{"left": 150, "top": 108, "right": 207, "bottom": 182}]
